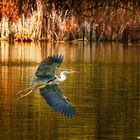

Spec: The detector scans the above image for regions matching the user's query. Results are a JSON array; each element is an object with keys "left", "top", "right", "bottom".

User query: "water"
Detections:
[{"left": 0, "top": 42, "right": 140, "bottom": 140}]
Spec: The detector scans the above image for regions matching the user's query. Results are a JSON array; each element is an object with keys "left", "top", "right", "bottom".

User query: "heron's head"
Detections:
[{"left": 61, "top": 69, "right": 80, "bottom": 74}]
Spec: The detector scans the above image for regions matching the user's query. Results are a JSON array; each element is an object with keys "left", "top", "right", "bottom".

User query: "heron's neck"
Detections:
[{"left": 57, "top": 72, "right": 67, "bottom": 82}]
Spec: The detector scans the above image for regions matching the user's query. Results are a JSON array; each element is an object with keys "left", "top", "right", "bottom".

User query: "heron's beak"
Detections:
[{"left": 71, "top": 70, "right": 80, "bottom": 73}]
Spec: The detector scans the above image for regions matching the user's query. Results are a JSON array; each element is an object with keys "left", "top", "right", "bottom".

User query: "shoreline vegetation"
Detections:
[{"left": 0, "top": 0, "right": 140, "bottom": 43}]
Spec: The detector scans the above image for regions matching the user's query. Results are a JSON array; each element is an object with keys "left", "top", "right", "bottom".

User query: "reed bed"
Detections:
[{"left": 0, "top": 0, "right": 140, "bottom": 42}]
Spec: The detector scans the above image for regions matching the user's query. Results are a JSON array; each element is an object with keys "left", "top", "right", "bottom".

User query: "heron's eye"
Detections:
[
  {"left": 66, "top": 70, "right": 70, "bottom": 72},
  {"left": 62, "top": 69, "right": 70, "bottom": 73}
]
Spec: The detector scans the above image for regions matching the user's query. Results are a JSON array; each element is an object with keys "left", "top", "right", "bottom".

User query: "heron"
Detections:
[{"left": 17, "top": 55, "right": 79, "bottom": 118}]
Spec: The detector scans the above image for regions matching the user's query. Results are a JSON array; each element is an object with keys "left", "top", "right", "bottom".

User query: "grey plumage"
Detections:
[
  {"left": 35, "top": 55, "right": 77, "bottom": 117},
  {"left": 35, "top": 55, "right": 63, "bottom": 78},
  {"left": 40, "top": 85, "right": 76, "bottom": 118}
]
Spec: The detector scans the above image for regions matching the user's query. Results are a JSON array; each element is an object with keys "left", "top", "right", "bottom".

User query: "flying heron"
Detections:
[{"left": 17, "top": 55, "right": 79, "bottom": 118}]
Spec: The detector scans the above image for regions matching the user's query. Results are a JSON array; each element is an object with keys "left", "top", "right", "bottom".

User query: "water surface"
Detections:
[{"left": 0, "top": 42, "right": 140, "bottom": 140}]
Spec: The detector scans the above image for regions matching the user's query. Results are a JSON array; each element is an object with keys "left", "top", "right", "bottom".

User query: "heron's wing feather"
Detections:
[
  {"left": 35, "top": 55, "right": 63, "bottom": 78},
  {"left": 40, "top": 85, "right": 76, "bottom": 118},
  {"left": 30, "top": 75, "right": 56, "bottom": 86}
]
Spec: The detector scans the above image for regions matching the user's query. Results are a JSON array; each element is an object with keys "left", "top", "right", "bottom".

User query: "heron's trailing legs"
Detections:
[
  {"left": 17, "top": 89, "right": 34, "bottom": 100},
  {"left": 17, "top": 85, "right": 37, "bottom": 100},
  {"left": 17, "top": 84, "right": 47, "bottom": 100},
  {"left": 17, "top": 85, "right": 34, "bottom": 95}
]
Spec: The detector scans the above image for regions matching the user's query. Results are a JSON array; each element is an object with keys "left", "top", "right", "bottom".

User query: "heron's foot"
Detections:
[{"left": 17, "top": 89, "right": 34, "bottom": 100}]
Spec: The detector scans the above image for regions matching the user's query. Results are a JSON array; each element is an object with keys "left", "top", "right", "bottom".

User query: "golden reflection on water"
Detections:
[
  {"left": 0, "top": 42, "right": 140, "bottom": 64},
  {"left": 0, "top": 42, "right": 140, "bottom": 140}
]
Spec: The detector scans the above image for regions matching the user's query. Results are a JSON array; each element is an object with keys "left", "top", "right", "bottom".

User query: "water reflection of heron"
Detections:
[{"left": 17, "top": 55, "right": 78, "bottom": 118}]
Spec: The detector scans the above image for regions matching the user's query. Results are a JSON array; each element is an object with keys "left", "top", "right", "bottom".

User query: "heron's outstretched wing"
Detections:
[
  {"left": 35, "top": 55, "right": 63, "bottom": 78},
  {"left": 40, "top": 85, "right": 76, "bottom": 118}
]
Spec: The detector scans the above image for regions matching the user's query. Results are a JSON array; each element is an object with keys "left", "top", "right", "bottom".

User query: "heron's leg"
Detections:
[
  {"left": 17, "top": 85, "right": 34, "bottom": 95},
  {"left": 17, "top": 85, "right": 40, "bottom": 100},
  {"left": 17, "top": 89, "right": 34, "bottom": 100}
]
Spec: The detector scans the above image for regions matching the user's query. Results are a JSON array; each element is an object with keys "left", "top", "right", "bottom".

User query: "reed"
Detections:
[{"left": 0, "top": 0, "right": 140, "bottom": 42}]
